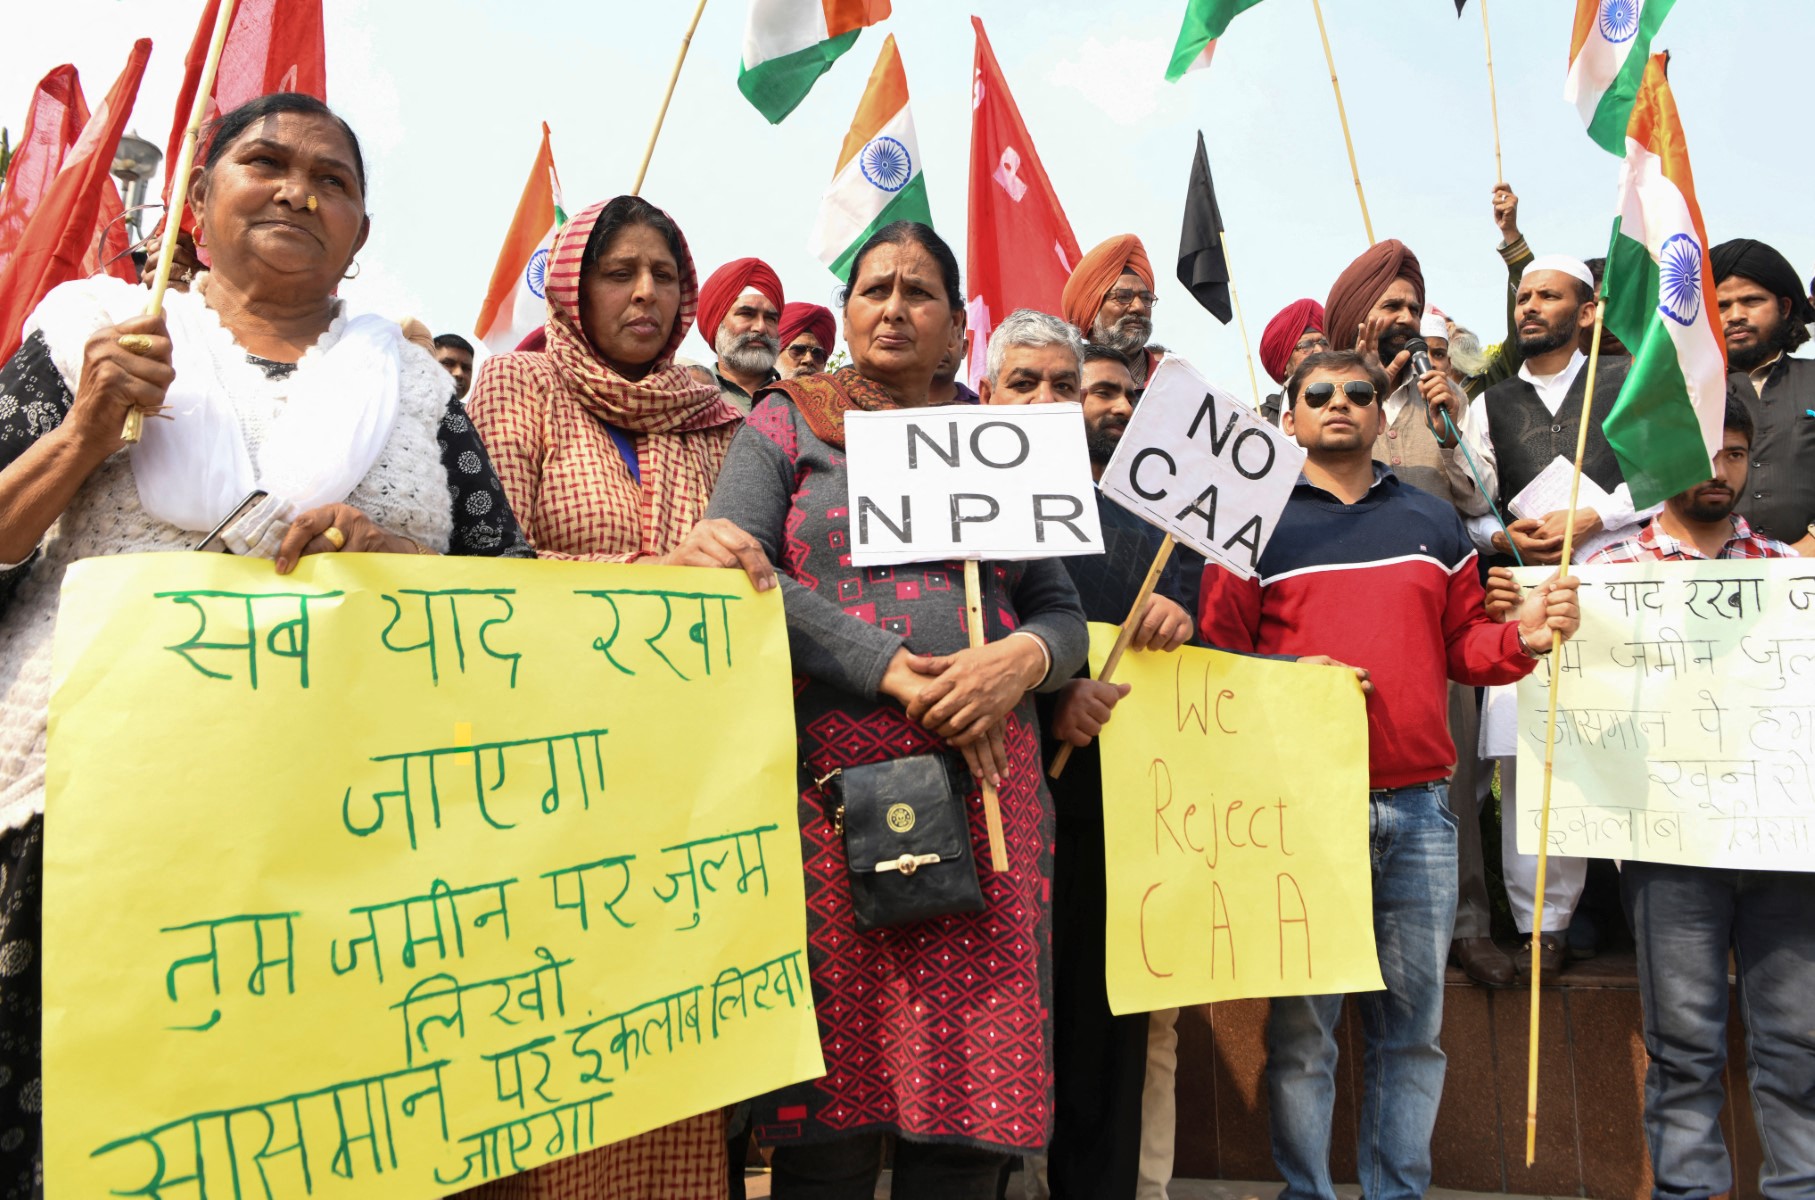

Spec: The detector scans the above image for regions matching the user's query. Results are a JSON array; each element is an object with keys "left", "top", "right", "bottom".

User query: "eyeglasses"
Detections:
[
  {"left": 1105, "top": 287, "right": 1158, "bottom": 309},
  {"left": 1300, "top": 380, "right": 1377, "bottom": 408},
  {"left": 784, "top": 344, "right": 829, "bottom": 363},
  {"left": 1294, "top": 335, "right": 1331, "bottom": 354}
]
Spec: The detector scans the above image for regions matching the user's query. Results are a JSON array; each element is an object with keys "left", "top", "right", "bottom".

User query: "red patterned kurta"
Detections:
[{"left": 708, "top": 395, "right": 1088, "bottom": 1154}]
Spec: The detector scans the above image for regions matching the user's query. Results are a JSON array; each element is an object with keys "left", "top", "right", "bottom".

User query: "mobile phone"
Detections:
[{"left": 193, "top": 490, "right": 270, "bottom": 553}]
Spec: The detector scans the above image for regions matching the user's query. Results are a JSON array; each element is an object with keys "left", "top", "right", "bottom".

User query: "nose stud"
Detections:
[{"left": 305, "top": 195, "right": 318, "bottom": 212}]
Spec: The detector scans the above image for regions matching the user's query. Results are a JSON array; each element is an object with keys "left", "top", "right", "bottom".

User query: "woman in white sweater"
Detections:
[{"left": 0, "top": 92, "right": 529, "bottom": 1192}]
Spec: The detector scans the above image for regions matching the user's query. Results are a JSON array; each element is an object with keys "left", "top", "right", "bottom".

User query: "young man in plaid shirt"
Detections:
[
  {"left": 1511, "top": 393, "right": 1810, "bottom": 1198},
  {"left": 1586, "top": 393, "right": 1799, "bottom": 564}
]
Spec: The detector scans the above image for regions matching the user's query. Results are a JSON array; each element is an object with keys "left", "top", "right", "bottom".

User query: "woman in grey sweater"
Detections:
[{"left": 706, "top": 221, "right": 1085, "bottom": 1199}]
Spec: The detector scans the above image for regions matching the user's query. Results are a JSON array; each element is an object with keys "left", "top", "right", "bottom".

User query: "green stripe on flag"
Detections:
[
  {"left": 1584, "top": 0, "right": 1676, "bottom": 155},
  {"left": 739, "top": 29, "right": 864, "bottom": 124},
  {"left": 1600, "top": 222, "right": 1714, "bottom": 509},
  {"left": 825, "top": 173, "right": 933, "bottom": 280},
  {"left": 1165, "top": 0, "right": 1267, "bottom": 81}
]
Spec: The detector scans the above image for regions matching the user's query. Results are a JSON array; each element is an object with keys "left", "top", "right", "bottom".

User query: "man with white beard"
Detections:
[
  {"left": 699, "top": 257, "right": 786, "bottom": 413},
  {"left": 1062, "top": 235, "right": 1163, "bottom": 387}
]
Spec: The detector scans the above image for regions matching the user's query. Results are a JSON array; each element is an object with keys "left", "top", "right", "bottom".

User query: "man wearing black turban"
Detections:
[{"left": 1713, "top": 237, "right": 1815, "bottom": 552}]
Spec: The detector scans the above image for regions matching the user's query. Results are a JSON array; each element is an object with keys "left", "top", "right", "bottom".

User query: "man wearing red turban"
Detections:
[
  {"left": 1062, "top": 234, "right": 1162, "bottom": 385},
  {"left": 699, "top": 257, "right": 785, "bottom": 412},
  {"left": 777, "top": 301, "right": 835, "bottom": 380},
  {"left": 1258, "top": 299, "right": 1329, "bottom": 424}
]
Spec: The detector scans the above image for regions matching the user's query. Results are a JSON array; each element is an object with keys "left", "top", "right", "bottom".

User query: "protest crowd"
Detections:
[{"left": 0, "top": 2, "right": 1811, "bottom": 1200}]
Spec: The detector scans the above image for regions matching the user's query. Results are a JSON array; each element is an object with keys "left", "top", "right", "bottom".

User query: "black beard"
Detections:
[
  {"left": 1517, "top": 324, "right": 1574, "bottom": 357},
  {"left": 1683, "top": 494, "right": 1738, "bottom": 523},
  {"left": 1086, "top": 421, "right": 1126, "bottom": 465},
  {"left": 1727, "top": 321, "right": 1791, "bottom": 372},
  {"left": 1377, "top": 328, "right": 1412, "bottom": 362}
]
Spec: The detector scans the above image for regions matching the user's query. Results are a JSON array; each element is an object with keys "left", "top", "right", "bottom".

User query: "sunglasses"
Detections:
[
  {"left": 785, "top": 344, "right": 829, "bottom": 362},
  {"left": 1301, "top": 380, "right": 1377, "bottom": 408}
]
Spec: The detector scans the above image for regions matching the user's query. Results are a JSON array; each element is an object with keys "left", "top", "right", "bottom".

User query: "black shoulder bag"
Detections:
[{"left": 808, "top": 754, "right": 986, "bottom": 933}]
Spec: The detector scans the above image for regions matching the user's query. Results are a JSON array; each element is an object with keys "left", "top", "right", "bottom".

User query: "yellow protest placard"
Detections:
[
  {"left": 1093, "top": 625, "right": 1382, "bottom": 1014},
  {"left": 42, "top": 552, "right": 823, "bottom": 1198}
]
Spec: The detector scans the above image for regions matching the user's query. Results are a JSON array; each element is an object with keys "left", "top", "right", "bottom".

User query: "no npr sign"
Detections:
[
  {"left": 1098, "top": 355, "right": 1305, "bottom": 579},
  {"left": 844, "top": 403, "right": 1103, "bottom": 567}
]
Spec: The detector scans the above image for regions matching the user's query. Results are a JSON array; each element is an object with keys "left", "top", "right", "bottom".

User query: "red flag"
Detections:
[
  {"left": 81, "top": 172, "right": 136, "bottom": 283},
  {"left": 965, "top": 16, "right": 1081, "bottom": 383},
  {"left": 0, "top": 39, "right": 152, "bottom": 363},
  {"left": 162, "top": 0, "right": 326, "bottom": 237},
  {"left": 0, "top": 66, "right": 89, "bottom": 275}
]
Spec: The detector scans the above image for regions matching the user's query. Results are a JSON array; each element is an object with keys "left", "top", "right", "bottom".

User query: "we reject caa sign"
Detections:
[
  {"left": 1097, "top": 356, "right": 1306, "bottom": 579},
  {"left": 843, "top": 403, "right": 1104, "bottom": 567}
]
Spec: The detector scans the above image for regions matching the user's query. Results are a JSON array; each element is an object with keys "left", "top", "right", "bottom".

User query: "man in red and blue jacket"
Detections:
[{"left": 1198, "top": 349, "right": 1579, "bottom": 1200}]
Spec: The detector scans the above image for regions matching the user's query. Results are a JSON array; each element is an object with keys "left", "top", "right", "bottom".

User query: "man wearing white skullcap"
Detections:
[{"left": 1428, "top": 252, "right": 1649, "bottom": 978}]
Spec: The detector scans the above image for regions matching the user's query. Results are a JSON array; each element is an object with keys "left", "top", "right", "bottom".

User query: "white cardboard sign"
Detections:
[
  {"left": 843, "top": 403, "right": 1104, "bottom": 567},
  {"left": 1097, "top": 355, "right": 1305, "bottom": 579}
]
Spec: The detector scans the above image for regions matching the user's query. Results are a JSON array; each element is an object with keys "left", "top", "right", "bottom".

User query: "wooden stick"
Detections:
[
  {"left": 1525, "top": 290, "right": 1609, "bottom": 1166},
  {"left": 1219, "top": 230, "right": 1265, "bottom": 412},
  {"left": 1308, "top": 0, "right": 1374, "bottom": 245},
  {"left": 964, "top": 559, "right": 1009, "bottom": 872},
  {"left": 631, "top": 0, "right": 709, "bottom": 196},
  {"left": 1049, "top": 534, "right": 1176, "bottom": 780},
  {"left": 1480, "top": 0, "right": 1505, "bottom": 183},
  {"left": 121, "top": 0, "right": 238, "bottom": 444}
]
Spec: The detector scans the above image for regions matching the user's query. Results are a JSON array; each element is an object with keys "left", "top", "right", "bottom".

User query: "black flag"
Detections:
[
  {"left": 1454, "top": 0, "right": 1468, "bottom": 11},
  {"left": 1177, "top": 130, "right": 1232, "bottom": 324}
]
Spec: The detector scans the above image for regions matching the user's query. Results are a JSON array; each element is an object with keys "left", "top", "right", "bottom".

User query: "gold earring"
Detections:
[{"left": 305, "top": 195, "right": 318, "bottom": 212}]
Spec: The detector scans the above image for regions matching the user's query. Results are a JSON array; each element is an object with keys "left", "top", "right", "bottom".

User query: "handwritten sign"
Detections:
[
  {"left": 1514, "top": 559, "right": 1815, "bottom": 871},
  {"left": 43, "top": 553, "right": 824, "bottom": 1198},
  {"left": 1092, "top": 626, "right": 1383, "bottom": 1014},
  {"left": 843, "top": 402, "right": 1103, "bottom": 566},
  {"left": 1097, "top": 355, "right": 1305, "bottom": 579}
]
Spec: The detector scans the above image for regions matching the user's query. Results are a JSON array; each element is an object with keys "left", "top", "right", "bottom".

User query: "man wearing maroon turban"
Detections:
[
  {"left": 1063, "top": 234, "right": 1162, "bottom": 385},
  {"left": 699, "top": 257, "right": 785, "bottom": 412},
  {"left": 1258, "top": 299, "right": 1329, "bottom": 424},
  {"left": 776, "top": 301, "right": 835, "bottom": 380}
]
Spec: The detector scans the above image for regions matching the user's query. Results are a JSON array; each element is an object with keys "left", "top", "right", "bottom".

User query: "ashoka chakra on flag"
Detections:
[
  {"left": 526, "top": 248, "right": 550, "bottom": 300},
  {"left": 860, "top": 136, "right": 912, "bottom": 193},
  {"left": 1599, "top": 0, "right": 1640, "bottom": 42},
  {"left": 1657, "top": 234, "right": 1702, "bottom": 326}
]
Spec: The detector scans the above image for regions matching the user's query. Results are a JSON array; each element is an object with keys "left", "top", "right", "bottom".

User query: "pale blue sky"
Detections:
[{"left": 9, "top": 1, "right": 1811, "bottom": 389}]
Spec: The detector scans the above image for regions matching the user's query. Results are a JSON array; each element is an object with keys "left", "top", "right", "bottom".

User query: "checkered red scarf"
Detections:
[{"left": 475, "top": 199, "right": 741, "bottom": 557}]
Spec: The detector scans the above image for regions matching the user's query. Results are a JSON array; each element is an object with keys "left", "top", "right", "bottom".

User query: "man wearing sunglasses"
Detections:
[
  {"left": 1199, "top": 349, "right": 1580, "bottom": 1200},
  {"left": 777, "top": 301, "right": 836, "bottom": 381}
]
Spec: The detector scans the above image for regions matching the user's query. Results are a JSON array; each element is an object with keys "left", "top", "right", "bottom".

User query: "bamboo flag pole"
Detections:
[
  {"left": 631, "top": 0, "right": 710, "bottom": 195},
  {"left": 1048, "top": 534, "right": 1177, "bottom": 780},
  {"left": 1308, "top": 0, "right": 1375, "bottom": 245},
  {"left": 121, "top": 0, "right": 238, "bottom": 444},
  {"left": 964, "top": 560, "right": 1010, "bottom": 871},
  {"left": 1480, "top": 0, "right": 1505, "bottom": 182},
  {"left": 1525, "top": 289, "right": 1609, "bottom": 1166},
  {"left": 1219, "top": 230, "right": 1265, "bottom": 412}
]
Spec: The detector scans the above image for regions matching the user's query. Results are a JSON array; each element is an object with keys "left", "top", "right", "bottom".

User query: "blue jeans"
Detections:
[
  {"left": 1623, "top": 861, "right": 1815, "bottom": 1199},
  {"left": 1266, "top": 782, "right": 1458, "bottom": 1200}
]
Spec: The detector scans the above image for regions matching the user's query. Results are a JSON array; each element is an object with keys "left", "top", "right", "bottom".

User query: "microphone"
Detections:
[
  {"left": 1405, "top": 337, "right": 1459, "bottom": 446},
  {"left": 1404, "top": 337, "right": 1435, "bottom": 381}
]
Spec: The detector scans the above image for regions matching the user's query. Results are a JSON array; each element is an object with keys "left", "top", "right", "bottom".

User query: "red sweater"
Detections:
[{"left": 1199, "top": 470, "right": 1537, "bottom": 789}]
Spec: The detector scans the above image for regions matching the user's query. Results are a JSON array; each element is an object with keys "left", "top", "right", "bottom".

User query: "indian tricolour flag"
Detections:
[
  {"left": 1165, "top": 0, "right": 1269, "bottom": 81},
  {"left": 1600, "top": 53, "right": 1724, "bottom": 510},
  {"left": 808, "top": 34, "right": 931, "bottom": 279},
  {"left": 1564, "top": 0, "right": 1676, "bottom": 154},
  {"left": 739, "top": 0, "right": 892, "bottom": 124},
  {"left": 474, "top": 123, "right": 564, "bottom": 355}
]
